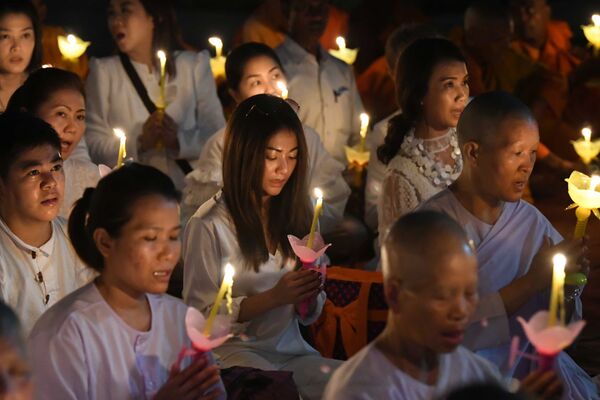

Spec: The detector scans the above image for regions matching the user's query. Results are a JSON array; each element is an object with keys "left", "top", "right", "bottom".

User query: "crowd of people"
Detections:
[{"left": 0, "top": 0, "right": 598, "bottom": 398}]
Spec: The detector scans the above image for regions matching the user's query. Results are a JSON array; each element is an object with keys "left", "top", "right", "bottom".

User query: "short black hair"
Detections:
[
  {"left": 0, "top": 111, "right": 60, "bottom": 180},
  {"left": 0, "top": 0, "right": 42, "bottom": 72},
  {"left": 457, "top": 91, "right": 535, "bottom": 147}
]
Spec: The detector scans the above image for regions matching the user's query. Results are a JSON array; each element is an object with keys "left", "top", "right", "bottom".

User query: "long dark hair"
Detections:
[
  {"left": 6, "top": 67, "right": 84, "bottom": 114},
  {"left": 377, "top": 38, "right": 465, "bottom": 165},
  {"left": 222, "top": 94, "right": 312, "bottom": 272},
  {"left": 0, "top": 0, "right": 42, "bottom": 72},
  {"left": 68, "top": 163, "right": 180, "bottom": 272},
  {"left": 225, "top": 42, "right": 285, "bottom": 92}
]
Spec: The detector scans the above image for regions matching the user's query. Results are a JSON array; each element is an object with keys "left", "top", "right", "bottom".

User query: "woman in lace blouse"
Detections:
[{"left": 377, "top": 38, "right": 469, "bottom": 238}]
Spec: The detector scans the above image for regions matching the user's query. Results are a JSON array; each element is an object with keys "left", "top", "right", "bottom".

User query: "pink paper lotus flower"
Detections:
[
  {"left": 517, "top": 311, "right": 585, "bottom": 355},
  {"left": 288, "top": 233, "right": 331, "bottom": 263},
  {"left": 185, "top": 307, "right": 233, "bottom": 352}
]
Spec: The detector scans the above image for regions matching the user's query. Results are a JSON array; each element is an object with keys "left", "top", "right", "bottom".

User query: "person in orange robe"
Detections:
[{"left": 510, "top": 0, "right": 580, "bottom": 78}]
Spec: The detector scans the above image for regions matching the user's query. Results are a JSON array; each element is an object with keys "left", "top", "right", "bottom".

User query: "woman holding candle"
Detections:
[
  {"left": 6, "top": 67, "right": 100, "bottom": 218},
  {"left": 85, "top": 0, "right": 225, "bottom": 189},
  {"left": 377, "top": 38, "right": 468, "bottom": 238},
  {"left": 183, "top": 94, "right": 342, "bottom": 400},
  {"left": 28, "top": 163, "right": 225, "bottom": 400},
  {"left": 0, "top": 0, "right": 42, "bottom": 112}
]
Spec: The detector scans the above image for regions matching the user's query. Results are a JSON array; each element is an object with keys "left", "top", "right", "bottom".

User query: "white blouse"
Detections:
[
  {"left": 28, "top": 283, "right": 225, "bottom": 400},
  {"left": 60, "top": 157, "right": 101, "bottom": 218},
  {"left": 183, "top": 194, "right": 326, "bottom": 360},
  {"left": 85, "top": 51, "right": 226, "bottom": 189},
  {"left": 0, "top": 217, "right": 94, "bottom": 333},
  {"left": 378, "top": 128, "right": 462, "bottom": 238},
  {"left": 182, "top": 125, "right": 350, "bottom": 230}
]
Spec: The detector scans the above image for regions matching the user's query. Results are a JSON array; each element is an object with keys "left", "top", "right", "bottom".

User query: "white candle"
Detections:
[
  {"left": 336, "top": 36, "right": 346, "bottom": 51},
  {"left": 113, "top": 128, "right": 127, "bottom": 168},
  {"left": 307, "top": 188, "right": 324, "bottom": 249},
  {"left": 582, "top": 127, "right": 592, "bottom": 143},
  {"left": 548, "top": 253, "right": 566, "bottom": 327},
  {"left": 359, "top": 113, "right": 369, "bottom": 152},
  {"left": 204, "top": 263, "right": 235, "bottom": 336}
]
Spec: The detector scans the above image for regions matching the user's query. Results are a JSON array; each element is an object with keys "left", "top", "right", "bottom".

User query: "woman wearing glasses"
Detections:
[{"left": 183, "top": 94, "right": 342, "bottom": 400}]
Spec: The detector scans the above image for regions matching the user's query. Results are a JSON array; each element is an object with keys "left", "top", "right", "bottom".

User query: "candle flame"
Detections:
[
  {"left": 41, "top": 64, "right": 53, "bottom": 68},
  {"left": 208, "top": 36, "right": 222, "bottom": 48},
  {"left": 336, "top": 36, "right": 346, "bottom": 50},
  {"left": 582, "top": 127, "right": 592, "bottom": 142},
  {"left": 553, "top": 253, "right": 567, "bottom": 270},
  {"left": 314, "top": 187, "right": 323, "bottom": 199},
  {"left": 157, "top": 50, "right": 166, "bottom": 64},
  {"left": 67, "top": 34, "right": 76, "bottom": 44},
  {"left": 113, "top": 128, "right": 126, "bottom": 140},
  {"left": 590, "top": 175, "right": 600, "bottom": 191},
  {"left": 224, "top": 263, "right": 235, "bottom": 283},
  {"left": 360, "top": 113, "right": 369, "bottom": 138},
  {"left": 593, "top": 14, "right": 600, "bottom": 27},
  {"left": 276, "top": 81, "right": 288, "bottom": 99}
]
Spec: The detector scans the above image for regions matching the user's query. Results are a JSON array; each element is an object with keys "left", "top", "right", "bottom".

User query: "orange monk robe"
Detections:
[
  {"left": 319, "top": 6, "right": 349, "bottom": 50},
  {"left": 512, "top": 20, "right": 580, "bottom": 78},
  {"left": 41, "top": 25, "right": 89, "bottom": 79},
  {"left": 356, "top": 56, "right": 395, "bottom": 124}
]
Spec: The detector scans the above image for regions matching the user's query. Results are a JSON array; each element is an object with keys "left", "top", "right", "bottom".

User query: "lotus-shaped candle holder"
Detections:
[
  {"left": 328, "top": 37, "right": 358, "bottom": 65},
  {"left": 571, "top": 138, "right": 600, "bottom": 165},
  {"left": 566, "top": 171, "right": 600, "bottom": 239},
  {"left": 582, "top": 16, "right": 600, "bottom": 56},
  {"left": 172, "top": 307, "right": 232, "bottom": 372},
  {"left": 517, "top": 311, "right": 585, "bottom": 371},
  {"left": 344, "top": 144, "right": 370, "bottom": 168},
  {"left": 288, "top": 233, "right": 330, "bottom": 319},
  {"left": 57, "top": 34, "right": 90, "bottom": 61}
]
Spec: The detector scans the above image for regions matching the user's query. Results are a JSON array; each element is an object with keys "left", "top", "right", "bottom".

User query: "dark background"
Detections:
[{"left": 42, "top": 0, "right": 600, "bottom": 58}]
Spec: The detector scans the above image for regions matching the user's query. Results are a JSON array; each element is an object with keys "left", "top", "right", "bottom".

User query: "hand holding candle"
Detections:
[
  {"left": 204, "top": 263, "right": 235, "bottom": 336},
  {"left": 548, "top": 253, "right": 566, "bottom": 327},
  {"left": 307, "top": 188, "right": 324, "bottom": 249},
  {"left": 113, "top": 128, "right": 127, "bottom": 168}
]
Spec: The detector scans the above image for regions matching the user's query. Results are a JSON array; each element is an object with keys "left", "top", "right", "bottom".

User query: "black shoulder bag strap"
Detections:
[{"left": 118, "top": 53, "right": 193, "bottom": 175}]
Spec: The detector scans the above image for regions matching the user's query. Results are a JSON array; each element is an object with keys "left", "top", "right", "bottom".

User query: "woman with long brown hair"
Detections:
[{"left": 183, "top": 94, "right": 341, "bottom": 399}]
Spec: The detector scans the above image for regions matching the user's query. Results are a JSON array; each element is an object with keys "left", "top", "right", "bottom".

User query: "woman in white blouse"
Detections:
[
  {"left": 183, "top": 94, "right": 342, "bottom": 400},
  {"left": 29, "top": 163, "right": 225, "bottom": 400},
  {"left": 183, "top": 41, "right": 350, "bottom": 228},
  {"left": 85, "top": 0, "right": 225, "bottom": 189},
  {"left": 377, "top": 38, "right": 469, "bottom": 238},
  {"left": 7, "top": 68, "right": 100, "bottom": 218}
]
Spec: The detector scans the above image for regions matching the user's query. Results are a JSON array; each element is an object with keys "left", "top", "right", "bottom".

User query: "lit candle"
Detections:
[
  {"left": 336, "top": 36, "right": 347, "bottom": 51},
  {"left": 582, "top": 127, "right": 592, "bottom": 142},
  {"left": 156, "top": 50, "right": 167, "bottom": 109},
  {"left": 113, "top": 128, "right": 126, "bottom": 168},
  {"left": 204, "top": 263, "right": 235, "bottom": 336},
  {"left": 582, "top": 15, "right": 600, "bottom": 55},
  {"left": 328, "top": 36, "right": 358, "bottom": 65},
  {"left": 359, "top": 113, "right": 369, "bottom": 152},
  {"left": 57, "top": 34, "right": 91, "bottom": 61},
  {"left": 208, "top": 37, "right": 223, "bottom": 58},
  {"left": 548, "top": 253, "right": 566, "bottom": 327},
  {"left": 276, "top": 81, "right": 288, "bottom": 100},
  {"left": 307, "top": 188, "right": 324, "bottom": 249}
]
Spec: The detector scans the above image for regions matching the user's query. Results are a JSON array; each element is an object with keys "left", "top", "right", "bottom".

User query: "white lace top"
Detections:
[{"left": 378, "top": 128, "right": 462, "bottom": 237}]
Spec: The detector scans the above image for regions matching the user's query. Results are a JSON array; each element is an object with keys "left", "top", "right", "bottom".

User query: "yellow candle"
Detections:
[
  {"left": 548, "top": 253, "right": 566, "bottom": 327},
  {"left": 582, "top": 127, "right": 592, "bottom": 143},
  {"left": 113, "top": 128, "right": 126, "bottom": 168},
  {"left": 276, "top": 81, "right": 288, "bottom": 100},
  {"left": 208, "top": 36, "right": 223, "bottom": 58},
  {"left": 359, "top": 113, "right": 369, "bottom": 152},
  {"left": 307, "top": 188, "right": 324, "bottom": 249},
  {"left": 156, "top": 50, "right": 167, "bottom": 109},
  {"left": 204, "top": 263, "right": 235, "bottom": 336}
]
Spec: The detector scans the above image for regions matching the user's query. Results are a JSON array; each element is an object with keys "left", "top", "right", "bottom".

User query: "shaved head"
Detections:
[
  {"left": 382, "top": 211, "right": 474, "bottom": 287},
  {"left": 457, "top": 91, "right": 535, "bottom": 148}
]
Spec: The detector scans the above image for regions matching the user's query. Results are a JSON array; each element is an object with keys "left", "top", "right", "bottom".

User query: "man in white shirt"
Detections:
[
  {"left": 324, "top": 211, "right": 562, "bottom": 400},
  {"left": 276, "top": 0, "right": 364, "bottom": 163},
  {"left": 0, "top": 112, "right": 93, "bottom": 333}
]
